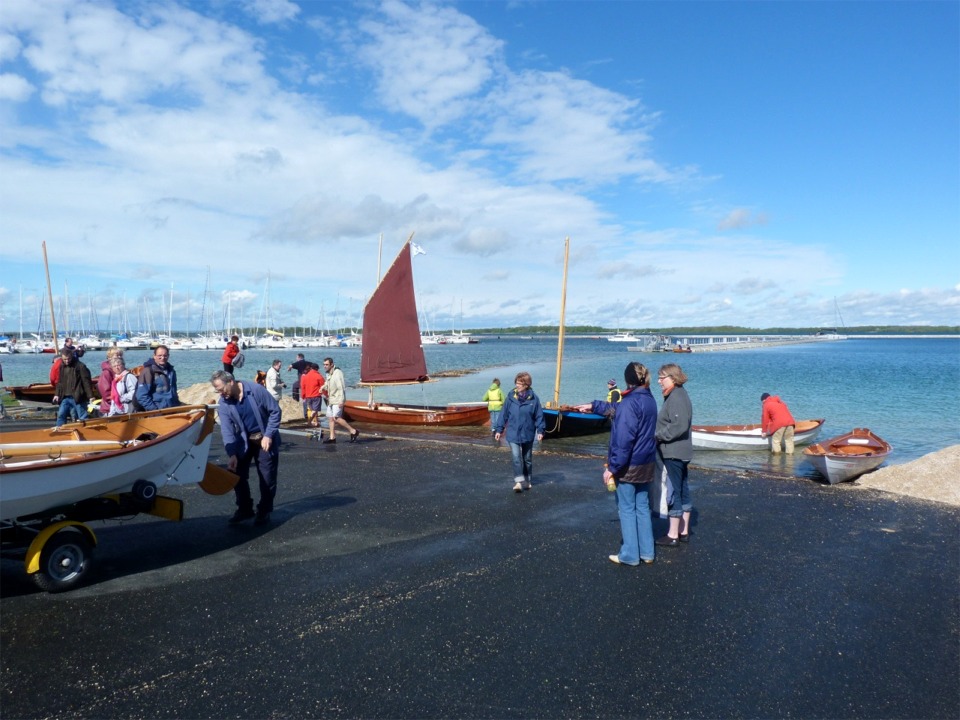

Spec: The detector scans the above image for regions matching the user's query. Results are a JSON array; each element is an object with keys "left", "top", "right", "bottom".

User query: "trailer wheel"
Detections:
[
  {"left": 32, "top": 529, "right": 93, "bottom": 593},
  {"left": 132, "top": 479, "right": 157, "bottom": 503}
]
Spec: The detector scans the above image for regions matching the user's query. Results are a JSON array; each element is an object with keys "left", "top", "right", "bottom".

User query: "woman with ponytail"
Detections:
[{"left": 579, "top": 362, "right": 658, "bottom": 566}]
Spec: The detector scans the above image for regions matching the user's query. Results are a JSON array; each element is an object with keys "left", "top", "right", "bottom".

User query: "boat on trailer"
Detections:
[
  {"left": 0, "top": 405, "right": 235, "bottom": 592},
  {"left": 691, "top": 419, "right": 825, "bottom": 450},
  {"left": 803, "top": 428, "right": 892, "bottom": 484},
  {"left": 0, "top": 405, "right": 220, "bottom": 521}
]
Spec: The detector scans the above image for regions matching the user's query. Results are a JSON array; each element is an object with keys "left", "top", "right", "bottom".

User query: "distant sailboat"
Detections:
[{"left": 342, "top": 236, "right": 489, "bottom": 426}]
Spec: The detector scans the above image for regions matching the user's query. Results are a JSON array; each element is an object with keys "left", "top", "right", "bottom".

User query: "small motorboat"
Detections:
[
  {"left": 803, "top": 428, "right": 892, "bottom": 484},
  {"left": 692, "top": 419, "right": 825, "bottom": 450}
]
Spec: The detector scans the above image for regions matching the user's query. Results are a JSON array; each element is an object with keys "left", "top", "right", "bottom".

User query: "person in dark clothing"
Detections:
[
  {"left": 655, "top": 363, "right": 694, "bottom": 547},
  {"left": 493, "top": 371, "right": 545, "bottom": 493},
  {"left": 53, "top": 346, "right": 95, "bottom": 427},
  {"left": 579, "top": 363, "right": 658, "bottom": 566},
  {"left": 287, "top": 352, "right": 310, "bottom": 418},
  {"left": 211, "top": 369, "right": 282, "bottom": 526},
  {"left": 135, "top": 345, "right": 180, "bottom": 410}
]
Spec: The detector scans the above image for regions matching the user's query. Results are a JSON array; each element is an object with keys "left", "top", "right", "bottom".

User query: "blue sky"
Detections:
[{"left": 1, "top": 0, "right": 957, "bottom": 335}]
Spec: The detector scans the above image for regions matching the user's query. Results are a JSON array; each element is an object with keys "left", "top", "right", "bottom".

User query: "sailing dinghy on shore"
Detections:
[{"left": 342, "top": 237, "right": 489, "bottom": 427}]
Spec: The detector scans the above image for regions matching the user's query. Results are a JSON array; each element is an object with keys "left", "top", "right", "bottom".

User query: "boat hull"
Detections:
[
  {"left": 6, "top": 383, "right": 56, "bottom": 403},
  {"left": 691, "top": 419, "right": 825, "bottom": 450},
  {"left": 343, "top": 400, "right": 490, "bottom": 427},
  {"left": 803, "top": 428, "right": 892, "bottom": 484},
  {"left": 543, "top": 408, "right": 610, "bottom": 438},
  {"left": 0, "top": 406, "right": 216, "bottom": 520}
]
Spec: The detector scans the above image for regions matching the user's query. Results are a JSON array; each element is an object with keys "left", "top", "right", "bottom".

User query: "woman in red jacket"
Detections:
[{"left": 222, "top": 335, "right": 240, "bottom": 373}]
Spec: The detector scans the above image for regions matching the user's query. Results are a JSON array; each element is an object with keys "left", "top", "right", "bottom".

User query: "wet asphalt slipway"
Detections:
[{"left": 1, "top": 426, "right": 958, "bottom": 719}]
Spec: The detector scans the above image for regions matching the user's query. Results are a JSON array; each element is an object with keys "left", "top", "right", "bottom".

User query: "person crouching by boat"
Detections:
[
  {"left": 655, "top": 363, "right": 694, "bottom": 547},
  {"left": 52, "top": 346, "right": 95, "bottom": 427},
  {"left": 135, "top": 345, "right": 180, "bottom": 410},
  {"left": 494, "top": 371, "right": 545, "bottom": 493},
  {"left": 108, "top": 354, "right": 139, "bottom": 415},
  {"left": 482, "top": 378, "right": 505, "bottom": 440},
  {"left": 761, "top": 392, "right": 796, "bottom": 454},
  {"left": 211, "top": 370, "right": 282, "bottom": 526},
  {"left": 580, "top": 362, "right": 657, "bottom": 566}
]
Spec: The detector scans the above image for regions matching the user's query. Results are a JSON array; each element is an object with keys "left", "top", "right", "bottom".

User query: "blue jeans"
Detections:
[
  {"left": 509, "top": 440, "right": 534, "bottom": 482},
  {"left": 662, "top": 458, "right": 692, "bottom": 518},
  {"left": 614, "top": 481, "right": 655, "bottom": 564},
  {"left": 488, "top": 410, "right": 502, "bottom": 434},
  {"left": 56, "top": 397, "right": 88, "bottom": 427}
]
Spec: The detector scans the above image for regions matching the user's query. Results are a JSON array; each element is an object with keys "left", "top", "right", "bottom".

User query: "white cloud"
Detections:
[
  {"left": 0, "top": 1, "right": 954, "bottom": 331},
  {"left": 8, "top": 1, "right": 268, "bottom": 107},
  {"left": 356, "top": 0, "right": 501, "bottom": 129},
  {"left": 0, "top": 72, "right": 32, "bottom": 100},
  {"left": 241, "top": 0, "right": 300, "bottom": 25},
  {"left": 0, "top": 32, "right": 23, "bottom": 62},
  {"left": 484, "top": 69, "right": 671, "bottom": 185}
]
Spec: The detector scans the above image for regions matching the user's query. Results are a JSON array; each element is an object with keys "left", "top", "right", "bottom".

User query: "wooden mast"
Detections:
[
  {"left": 42, "top": 241, "right": 59, "bottom": 350},
  {"left": 551, "top": 237, "right": 570, "bottom": 409}
]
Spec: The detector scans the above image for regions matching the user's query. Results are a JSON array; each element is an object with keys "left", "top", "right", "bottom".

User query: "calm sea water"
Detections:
[{"left": 3, "top": 336, "right": 957, "bottom": 479}]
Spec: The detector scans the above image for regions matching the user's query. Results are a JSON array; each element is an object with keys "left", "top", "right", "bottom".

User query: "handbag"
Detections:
[{"left": 649, "top": 452, "right": 671, "bottom": 518}]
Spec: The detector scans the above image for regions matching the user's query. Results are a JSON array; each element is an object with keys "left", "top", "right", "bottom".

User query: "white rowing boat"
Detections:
[
  {"left": 0, "top": 405, "right": 219, "bottom": 521},
  {"left": 691, "top": 419, "right": 825, "bottom": 450}
]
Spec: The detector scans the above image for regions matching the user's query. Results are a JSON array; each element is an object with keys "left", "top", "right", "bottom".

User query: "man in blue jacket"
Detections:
[
  {"left": 135, "top": 345, "right": 180, "bottom": 410},
  {"left": 211, "top": 369, "right": 282, "bottom": 526}
]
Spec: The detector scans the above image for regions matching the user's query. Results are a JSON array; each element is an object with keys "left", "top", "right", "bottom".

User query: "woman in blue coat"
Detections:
[
  {"left": 581, "top": 362, "right": 658, "bottom": 566},
  {"left": 494, "top": 371, "right": 545, "bottom": 493}
]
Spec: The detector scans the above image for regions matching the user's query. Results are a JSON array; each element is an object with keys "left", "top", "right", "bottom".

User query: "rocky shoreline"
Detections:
[{"left": 177, "top": 382, "right": 960, "bottom": 508}]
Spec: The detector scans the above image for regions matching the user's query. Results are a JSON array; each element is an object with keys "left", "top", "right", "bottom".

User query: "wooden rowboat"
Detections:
[
  {"left": 0, "top": 405, "right": 223, "bottom": 521},
  {"left": 5, "top": 383, "right": 57, "bottom": 403},
  {"left": 803, "top": 428, "right": 892, "bottom": 484},
  {"left": 691, "top": 418, "right": 825, "bottom": 450},
  {"left": 343, "top": 400, "right": 489, "bottom": 427}
]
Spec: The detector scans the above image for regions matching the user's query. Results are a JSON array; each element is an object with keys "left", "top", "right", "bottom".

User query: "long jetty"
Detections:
[{"left": 626, "top": 333, "right": 846, "bottom": 352}]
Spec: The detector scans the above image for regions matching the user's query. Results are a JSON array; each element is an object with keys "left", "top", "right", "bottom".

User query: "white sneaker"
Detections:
[
  {"left": 513, "top": 481, "right": 523, "bottom": 493},
  {"left": 522, "top": 480, "right": 532, "bottom": 490}
]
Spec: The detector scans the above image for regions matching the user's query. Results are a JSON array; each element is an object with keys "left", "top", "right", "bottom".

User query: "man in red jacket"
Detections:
[{"left": 761, "top": 392, "right": 797, "bottom": 453}]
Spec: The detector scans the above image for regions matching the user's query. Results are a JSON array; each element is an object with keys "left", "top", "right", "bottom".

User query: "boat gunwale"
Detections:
[{"left": 0, "top": 405, "right": 213, "bottom": 474}]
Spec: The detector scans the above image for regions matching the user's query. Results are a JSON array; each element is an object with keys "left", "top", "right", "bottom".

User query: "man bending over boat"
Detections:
[
  {"left": 211, "top": 370, "right": 282, "bottom": 526},
  {"left": 135, "top": 345, "right": 180, "bottom": 410},
  {"left": 761, "top": 392, "right": 796, "bottom": 454}
]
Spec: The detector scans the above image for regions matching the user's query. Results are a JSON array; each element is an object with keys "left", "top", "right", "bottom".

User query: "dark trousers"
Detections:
[
  {"left": 223, "top": 362, "right": 234, "bottom": 374},
  {"left": 233, "top": 441, "right": 280, "bottom": 513}
]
